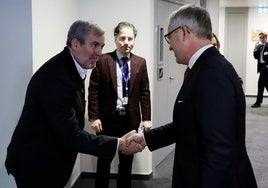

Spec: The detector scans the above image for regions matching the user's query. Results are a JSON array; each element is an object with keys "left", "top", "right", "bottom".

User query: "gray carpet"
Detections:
[
  {"left": 72, "top": 97, "right": 268, "bottom": 188},
  {"left": 246, "top": 97, "right": 268, "bottom": 188}
]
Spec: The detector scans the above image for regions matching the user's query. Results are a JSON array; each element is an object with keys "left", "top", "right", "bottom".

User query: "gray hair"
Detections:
[
  {"left": 169, "top": 4, "right": 212, "bottom": 40},
  {"left": 66, "top": 20, "right": 105, "bottom": 47},
  {"left": 114, "top": 22, "right": 138, "bottom": 38}
]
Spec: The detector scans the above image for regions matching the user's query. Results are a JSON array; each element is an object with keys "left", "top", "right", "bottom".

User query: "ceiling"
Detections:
[
  {"left": 162, "top": 0, "right": 268, "bottom": 8},
  {"left": 220, "top": 0, "right": 268, "bottom": 7}
]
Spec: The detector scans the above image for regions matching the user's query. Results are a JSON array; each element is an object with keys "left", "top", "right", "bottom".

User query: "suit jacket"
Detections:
[
  {"left": 253, "top": 43, "right": 267, "bottom": 73},
  {"left": 88, "top": 50, "right": 151, "bottom": 131},
  {"left": 262, "top": 42, "right": 268, "bottom": 64},
  {"left": 5, "top": 47, "right": 117, "bottom": 187},
  {"left": 144, "top": 47, "right": 257, "bottom": 188}
]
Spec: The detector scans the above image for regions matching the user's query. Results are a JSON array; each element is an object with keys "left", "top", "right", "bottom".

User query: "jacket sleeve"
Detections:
[
  {"left": 88, "top": 61, "right": 102, "bottom": 121},
  {"left": 42, "top": 75, "right": 117, "bottom": 157},
  {"left": 253, "top": 45, "right": 261, "bottom": 60},
  {"left": 144, "top": 122, "right": 176, "bottom": 151},
  {"left": 139, "top": 59, "right": 151, "bottom": 121}
]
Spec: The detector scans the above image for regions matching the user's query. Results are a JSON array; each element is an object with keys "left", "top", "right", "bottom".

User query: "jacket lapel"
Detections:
[
  {"left": 109, "top": 51, "right": 118, "bottom": 93},
  {"left": 128, "top": 54, "right": 136, "bottom": 96}
]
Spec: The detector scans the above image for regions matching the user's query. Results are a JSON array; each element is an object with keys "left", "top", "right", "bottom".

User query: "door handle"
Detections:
[{"left": 169, "top": 76, "right": 175, "bottom": 80}]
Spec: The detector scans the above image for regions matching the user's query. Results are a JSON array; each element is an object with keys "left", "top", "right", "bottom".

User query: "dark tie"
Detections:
[
  {"left": 184, "top": 67, "right": 190, "bottom": 80},
  {"left": 121, "top": 57, "right": 129, "bottom": 97}
]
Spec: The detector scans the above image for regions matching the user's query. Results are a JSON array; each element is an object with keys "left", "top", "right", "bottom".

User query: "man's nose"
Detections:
[
  {"left": 95, "top": 46, "right": 103, "bottom": 55},
  {"left": 123, "top": 39, "right": 130, "bottom": 44}
]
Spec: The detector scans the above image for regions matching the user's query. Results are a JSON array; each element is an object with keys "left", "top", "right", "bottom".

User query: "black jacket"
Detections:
[
  {"left": 5, "top": 47, "right": 117, "bottom": 187},
  {"left": 144, "top": 47, "right": 257, "bottom": 188}
]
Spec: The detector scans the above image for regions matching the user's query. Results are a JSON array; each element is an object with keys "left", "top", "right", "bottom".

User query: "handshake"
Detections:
[{"left": 118, "top": 130, "right": 147, "bottom": 155}]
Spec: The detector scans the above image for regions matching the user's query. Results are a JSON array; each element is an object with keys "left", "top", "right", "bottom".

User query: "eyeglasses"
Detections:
[{"left": 164, "top": 26, "right": 181, "bottom": 44}]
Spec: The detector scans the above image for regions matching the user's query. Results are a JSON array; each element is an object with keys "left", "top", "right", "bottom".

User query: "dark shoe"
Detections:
[{"left": 251, "top": 103, "right": 261, "bottom": 108}]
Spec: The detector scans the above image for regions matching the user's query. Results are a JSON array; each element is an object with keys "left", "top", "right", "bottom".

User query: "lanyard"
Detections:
[{"left": 117, "top": 56, "right": 130, "bottom": 94}]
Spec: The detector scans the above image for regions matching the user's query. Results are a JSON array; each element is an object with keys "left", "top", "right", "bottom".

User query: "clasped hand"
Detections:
[{"left": 119, "top": 130, "right": 147, "bottom": 155}]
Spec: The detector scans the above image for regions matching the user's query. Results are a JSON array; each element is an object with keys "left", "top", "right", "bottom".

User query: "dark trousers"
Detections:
[
  {"left": 256, "top": 67, "right": 268, "bottom": 104},
  {"left": 95, "top": 151, "right": 134, "bottom": 188},
  {"left": 95, "top": 112, "right": 135, "bottom": 188}
]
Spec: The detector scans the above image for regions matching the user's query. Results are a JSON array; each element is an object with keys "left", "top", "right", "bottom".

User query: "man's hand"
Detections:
[
  {"left": 126, "top": 132, "right": 147, "bottom": 148},
  {"left": 90, "top": 119, "right": 102, "bottom": 133},
  {"left": 119, "top": 130, "right": 145, "bottom": 155},
  {"left": 142, "top": 121, "right": 152, "bottom": 131}
]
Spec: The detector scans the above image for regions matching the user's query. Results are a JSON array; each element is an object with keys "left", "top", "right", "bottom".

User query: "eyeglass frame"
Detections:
[{"left": 164, "top": 26, "right": 182, "bottom": 44}]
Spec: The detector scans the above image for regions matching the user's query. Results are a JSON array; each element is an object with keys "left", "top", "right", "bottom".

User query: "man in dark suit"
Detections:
[
  {"left": 252, "top": 32, "right": 268, "bottom": 107},
  {"left": 88, "top": 22, "right": 151, "bottom": 188},
  {"left": 127, "top": 5, "right": 257, "bottom": 188},
  {"left": 251, "top": 32, "right": 268, "bottom": 108},
  {"left": 5, "top": 20, "right": 143, "bottom": 188},
  {"left": 261, "top": 41, "right": 268, "bottom": 100}
]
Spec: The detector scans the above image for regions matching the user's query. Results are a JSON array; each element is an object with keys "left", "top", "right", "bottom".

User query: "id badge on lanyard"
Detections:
[
  {"left": 117, "top": 56, "right": 130, "bottom": 106},
  {"left": 122, "top": 96, "right": 128, "bottom": 105},
  {"left": 122, "top": 73, "right": 129, "bottom": 106}
]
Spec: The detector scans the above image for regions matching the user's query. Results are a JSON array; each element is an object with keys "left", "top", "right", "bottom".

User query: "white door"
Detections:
[
  {"left": 224, "top": 8, "right": 248, "bottom": 86},
  {"left": 153, "top": 0, "right": 185, "bottom": 167}
]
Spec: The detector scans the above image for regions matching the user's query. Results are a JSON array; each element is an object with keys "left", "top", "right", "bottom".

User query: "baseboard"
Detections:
[
  {"left": 71, "top": 172, "right": 153, "bottom": 187},
  {"left": 245, "top": 95, "right": 268, "bottom": 98},
  {"left": 78, "top": 171, "right": 153, "bottom": 180},
  {"left": 245, "top": 95, "right": 256, "bottom": 97}
]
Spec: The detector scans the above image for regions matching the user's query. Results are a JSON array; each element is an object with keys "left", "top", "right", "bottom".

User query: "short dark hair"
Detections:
[
  {"left": 114, "top": 22, "right": 137, "bottom": 38},
  {"left": 259, "top": 32, "right": 267, "bottom": 37}
]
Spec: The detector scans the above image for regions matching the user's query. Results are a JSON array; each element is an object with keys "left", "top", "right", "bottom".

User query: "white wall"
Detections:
[
  {"left": 32, "top": 0, "right": 155, "bottom": 184},
  {"left": 2, "top": 0, "right": 155, "bottom": 186},
  {"left": 77, "top": 0, "right": 154, "bottom": 176},
  {"left": 219, "top": 5, "right": 268, "bottom": 95},
  {"left": 0, "top": 1, "right": 32, "bottom": 187},
  {"left": 2, "top": 0, "right": 267, "bottom": 187},
  {"left": 207, "top": 0, "right": 220, "bottom": 35},
  {"left": 32, "top": 0, "right": 78, "bottom": 71},
  {"left": 246, "top": 7, "right": 268, "bottom": 95}
]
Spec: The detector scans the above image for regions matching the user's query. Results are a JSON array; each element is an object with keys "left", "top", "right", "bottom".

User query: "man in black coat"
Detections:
[
  {"left": 252, "top": 32, "right": 268, "bottom": 107},
  {"left": 5, "top": 20, "right": 143, "bottom": 188},
  {"left": 127, "top": 5, "right": 257, "bottom": 188}
]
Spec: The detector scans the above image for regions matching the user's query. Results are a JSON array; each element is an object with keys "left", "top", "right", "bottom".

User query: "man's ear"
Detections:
[{"left": 71, "top": 38, "right": 80, "bottom": 49}]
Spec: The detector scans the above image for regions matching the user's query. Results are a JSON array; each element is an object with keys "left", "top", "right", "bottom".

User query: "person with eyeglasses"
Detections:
[
  {"left": 126, "top": 4, "right": 257, "bottom": 188},
  {"left": 88, "top": 21, "right": 151, "bottom": 188},
  {"left": 252, "top": 32, "right": 268, "bottom": 108}
]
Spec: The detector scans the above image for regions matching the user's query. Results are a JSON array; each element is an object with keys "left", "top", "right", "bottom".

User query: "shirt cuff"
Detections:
[
  {"left": 142, "top": 132, "right": 147, "bottom": 145},
  {"left": 117, "top": 138, "right": 120, "bottom": 151}
]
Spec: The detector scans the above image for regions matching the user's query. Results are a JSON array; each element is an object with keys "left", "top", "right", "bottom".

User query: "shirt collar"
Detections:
[
  {"left": 116, "top": 50, "right": 130, "bottom": 60},
  {"left": 70, "top": 52, "right": 87, "bottom": 79},
  {"left": 188, "top": 44, "right": 213, "bottom": 69}
]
